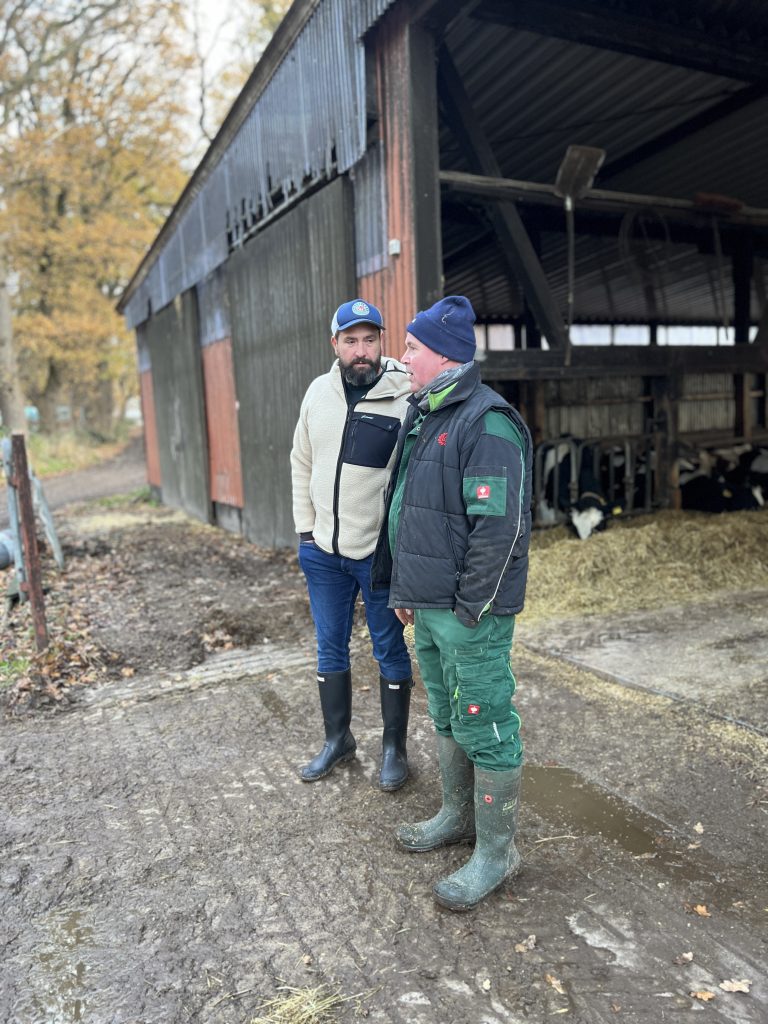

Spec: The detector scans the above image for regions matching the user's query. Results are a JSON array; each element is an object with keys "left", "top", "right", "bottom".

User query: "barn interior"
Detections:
[{"left": 415, "top": 0, "right": 768, "bottom": 516}]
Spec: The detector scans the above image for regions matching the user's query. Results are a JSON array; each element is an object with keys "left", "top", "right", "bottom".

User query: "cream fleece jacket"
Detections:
[{"left": 291, "top": 358, "right": 411, "bottom": 559}]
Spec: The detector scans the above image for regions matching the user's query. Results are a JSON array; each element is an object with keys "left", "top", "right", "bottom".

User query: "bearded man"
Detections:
[{"left": 291, "top": 299, "right": 414, "bottom": 791}]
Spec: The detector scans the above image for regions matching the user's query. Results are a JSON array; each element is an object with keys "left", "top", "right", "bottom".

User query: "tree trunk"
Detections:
[
  {"left": 35, "top": 360, "right": 64, "bottom": 434},
  {"left": 77, "top": 373, "right": 115, "bottom": 440},
  {"left": 0, "top": 237, "right": 27, "bottom": 432}
]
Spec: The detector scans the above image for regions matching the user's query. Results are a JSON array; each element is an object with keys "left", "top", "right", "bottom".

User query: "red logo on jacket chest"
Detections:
[
  {"left": 467, "top": 703, "right": 481, "bottom": 715},
  {"left": 476, "top": 484, "right": 491, "bottom": 499},
  {"left": 437, "top": 432, "right": 448, "bottom": 446}
]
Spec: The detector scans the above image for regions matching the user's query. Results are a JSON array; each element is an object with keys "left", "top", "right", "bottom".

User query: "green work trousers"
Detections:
[{"left": 414, "top": 609, "right": 523, "bottom": 771}]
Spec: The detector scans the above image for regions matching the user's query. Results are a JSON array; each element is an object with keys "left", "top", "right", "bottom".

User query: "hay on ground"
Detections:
[
  {"left": 523, "top": 508, "right": 768, "bottom": 624},
  {"left": 250, "top": 985, "right": 345, "bottom": 1024}
]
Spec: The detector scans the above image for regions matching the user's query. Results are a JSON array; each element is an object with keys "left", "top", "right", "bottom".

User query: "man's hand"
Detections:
[{"left": 395, "top": 607, "right": 414, "bottom": 626}]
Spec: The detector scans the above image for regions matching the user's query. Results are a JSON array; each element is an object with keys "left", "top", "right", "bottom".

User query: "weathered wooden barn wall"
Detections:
[
  {"left": 357, "top": 5, "right": 442, "bottom": 355},
  {"left": 679, "top": 372, "right": 735, "bottom": 434},
  {"left": 197, "top": 268, "right": 244, "bottom": 531},
  {"left": 142, "top": 293, "right": 210, "bottom": 522},
  {"left": 541, "top": 376, "right": 648, "bottom": 439},
  {"left": 227, "top": 176, "right": 356, "bottom": 548},
  {"left": 525, "top": 370, "right": 746, "bottom": 443}
]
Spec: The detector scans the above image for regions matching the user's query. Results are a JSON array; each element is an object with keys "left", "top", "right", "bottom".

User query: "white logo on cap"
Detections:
[{"left": 352, "top": 301, "right": 370, "bottom": 316}]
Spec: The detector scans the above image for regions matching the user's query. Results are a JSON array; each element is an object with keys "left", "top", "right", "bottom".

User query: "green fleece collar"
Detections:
[{"left": 427, "top": 382, "right": 458, "bottom": 412}]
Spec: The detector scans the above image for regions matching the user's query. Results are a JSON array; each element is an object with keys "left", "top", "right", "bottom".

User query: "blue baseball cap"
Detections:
[{"left": 331, "top": 299, "right": 384, "bottom": 334}]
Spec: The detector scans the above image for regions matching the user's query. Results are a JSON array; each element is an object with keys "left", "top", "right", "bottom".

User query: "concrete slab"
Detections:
[{"left": 519, "top": 589, "right": 768, "bottom": 735}]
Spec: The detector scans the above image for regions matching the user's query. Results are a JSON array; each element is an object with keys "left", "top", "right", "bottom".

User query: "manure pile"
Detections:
[{"left": 523, "top": 509, "right": 768, "bottom": 624}]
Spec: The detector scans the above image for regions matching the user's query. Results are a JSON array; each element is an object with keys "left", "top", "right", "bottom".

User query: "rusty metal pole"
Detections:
[{"left": 11, "top": 431, "right": 48, "bottom": 651}]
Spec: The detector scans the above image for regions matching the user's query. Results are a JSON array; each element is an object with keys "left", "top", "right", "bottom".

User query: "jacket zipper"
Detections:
[
  {"left": 331, "top": 403, "right": 354, "bottom": 556},
  {"left": 444, "top": 520, "right": 462, "bottom": 581}
]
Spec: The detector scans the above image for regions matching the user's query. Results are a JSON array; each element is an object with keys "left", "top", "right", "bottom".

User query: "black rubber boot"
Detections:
[
  {"left": 378, "top": 675, "right": 412, "bottom": 792},
  {"left": 300, "top": 670, "right": 356, "bottom": 782},
  {"left": 396, "top": 733, "right": 475, "bottom": 850}
]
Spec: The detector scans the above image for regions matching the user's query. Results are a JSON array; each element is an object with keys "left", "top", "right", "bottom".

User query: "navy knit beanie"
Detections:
[{"left": 406, "top": 295, "right": 477, "bottom": 363}]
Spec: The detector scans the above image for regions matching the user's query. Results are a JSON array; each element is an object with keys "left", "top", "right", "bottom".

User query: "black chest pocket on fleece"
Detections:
[{"left": 343, "top": 412, "right": 400, "bottom": 468}]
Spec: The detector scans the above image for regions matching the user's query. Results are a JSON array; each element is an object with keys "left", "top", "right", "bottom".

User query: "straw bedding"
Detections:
[{"left": 523, "top": 508, "right": 768, "bottom": 624}]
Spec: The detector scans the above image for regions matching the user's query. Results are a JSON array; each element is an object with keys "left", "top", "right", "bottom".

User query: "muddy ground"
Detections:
[{"left": 1, "top": 456, "right": 767, "bottom": 1024}]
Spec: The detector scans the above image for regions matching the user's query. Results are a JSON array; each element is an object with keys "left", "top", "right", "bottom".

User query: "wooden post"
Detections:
[
  {"left": 733, "top": 242, "right": 753, "bottom": 439},
  {"left": 11, "top": 432, "right": 48, "bottom": 651},
  {"left": 650, "top": 375, "right": 679, "bottom": 510}
]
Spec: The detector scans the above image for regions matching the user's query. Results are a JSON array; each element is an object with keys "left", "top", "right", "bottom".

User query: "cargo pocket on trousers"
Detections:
[{"left": 454, "top": 663, "right": 492, "bottom": 726}]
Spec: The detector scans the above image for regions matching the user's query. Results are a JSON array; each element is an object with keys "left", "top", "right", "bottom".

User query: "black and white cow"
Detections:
[
  {"left": 537, "top": 438, "right": 621, "bottom": 539},
  {"left": 677, "top": 443, "right": 768, "bottom": 513}
]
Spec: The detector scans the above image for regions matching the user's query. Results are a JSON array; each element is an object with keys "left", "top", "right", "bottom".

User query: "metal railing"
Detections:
[{"left": 533, "top": 434, "right": 658, "bottom": 528}]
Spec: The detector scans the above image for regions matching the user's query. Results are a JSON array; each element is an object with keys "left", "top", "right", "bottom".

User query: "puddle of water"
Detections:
[
  {"left": 525, "top": 766, "right": 659, "bottom": 856},
  {"left": 524, "top": 765, "right": 765, "bottom": 917},
  {"left": 20, "top": 909, "right": 93, "bottom": 1023}
]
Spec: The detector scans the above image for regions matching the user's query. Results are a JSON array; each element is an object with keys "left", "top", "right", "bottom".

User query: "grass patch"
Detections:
[
  {"left": 92, "top": 486, "right": 156, "bottom": 509},
  {"left": 0, "top": 655, "right": 32, "bottom": 689},
  {"left": 20, "top": 430, "right": 138, "bottom": 478}
]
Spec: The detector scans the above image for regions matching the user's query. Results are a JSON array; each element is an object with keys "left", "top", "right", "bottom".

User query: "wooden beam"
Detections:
[
  {"left": 437, "top": 46, "right": 568, "bottom": 349},
  {"left": 439, "top": 170, "right": 768, "bottom": 229},
  {"left": 472, "top": 0, "right": 768, "bottom": 84},
  {"left": 409, "top": 24, "right": 443, "bottom": 308},
  {"left": 480, "top": 344, "right": 768, "bottom": 381},
  {"left": 734, "top": 244, "right": 754, "bottom": 438}
]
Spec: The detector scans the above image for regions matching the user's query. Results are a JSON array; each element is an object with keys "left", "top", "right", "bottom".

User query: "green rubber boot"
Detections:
[
  {"left": 432, "top": 764, "right": 522, "bottom": 911},
  {"left": 396, "top": 734, "right": 475, "bottom": 851}
]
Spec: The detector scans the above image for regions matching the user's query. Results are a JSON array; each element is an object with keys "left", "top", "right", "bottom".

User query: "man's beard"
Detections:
[{"left": 342, "top": 358, "right": 381, "bottom": 386}]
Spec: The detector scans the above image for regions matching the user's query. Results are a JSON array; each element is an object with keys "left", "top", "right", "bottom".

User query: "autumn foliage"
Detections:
[{"left": 1, "top": 1, "right": 194, "bottom": 434}]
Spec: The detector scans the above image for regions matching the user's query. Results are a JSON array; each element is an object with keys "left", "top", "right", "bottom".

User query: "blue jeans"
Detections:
[{"left": 298, "top": 542, "right": 411, "bottom": 680}]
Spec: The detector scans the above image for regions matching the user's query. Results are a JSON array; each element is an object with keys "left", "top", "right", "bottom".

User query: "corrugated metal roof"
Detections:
[
  {"left": 121, "top": 0, "right": 396, "bottom": 328},
  {"left": 441, "top": 11, "right": 768, "bottom": 325}
]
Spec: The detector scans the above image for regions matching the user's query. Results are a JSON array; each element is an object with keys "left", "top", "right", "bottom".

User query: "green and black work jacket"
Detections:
[{"left": 371, "top": 363, "right": 532, "bottom": 626}]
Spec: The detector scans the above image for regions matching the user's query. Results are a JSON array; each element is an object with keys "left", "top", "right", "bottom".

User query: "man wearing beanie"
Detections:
[
  {"left": 372, "top": 294, "right": 532, "bottom": 910},
  {"left": 291, "top": 299, "right": 414, "bottom": 792}
]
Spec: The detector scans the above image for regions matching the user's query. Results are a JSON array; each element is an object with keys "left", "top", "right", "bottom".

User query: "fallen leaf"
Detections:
[
  {"left": 694, "top": 822, "right": 705, "bottom": 834},
  {"left": 673, "top": 951, "right": 694, "bottom": 965},
  {"left": 610, "top": 1004, "right": 621, "bottom": 1013},
  {"left": 514, "top": 934, "right": 537, "bottom": 952},
  {"left": 719, "top": 979, "right": 751, "bottom": 993},
  {"left": 482, "top": 979, "right": 491, "bottom": 991},
  {"left": 693, "top": 904, "right": 711, "bottom": 917},
  {"left": 121, "top": 666, "right": 135, "bottom": 677},
  {"left": 633, "top": 851, "right": 657, "bottom": 860},
  {"left": 687, "top": 842, "right": 701, "bottom": 850},
  {"left": 546, "top": 973, "right": 566, "bottom": 995},
  {"left": 301, "top": 955, "right": 312, "bottom": 966},
  {"left": 690, "top": 991, "right": 715, "bottom": 1002}
]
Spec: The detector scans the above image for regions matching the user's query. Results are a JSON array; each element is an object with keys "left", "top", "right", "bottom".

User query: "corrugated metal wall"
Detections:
[
  {"left": 136, "top": 330, "right": 162, "bottom": 488},
  {"left": 123, "top": 0, "right": 397, "bottom": 331},
  {"left": 141, "top": 293, "right": 211, "bottom": 522},
  {"left": 358, "top": 3, "right": 416, "bottom": 356},
  {"left": 227, "top": 177, "right": 356, "bottom": 547},
  {"left": 197, "top": 269, "right": 244, "bottom": 513}
]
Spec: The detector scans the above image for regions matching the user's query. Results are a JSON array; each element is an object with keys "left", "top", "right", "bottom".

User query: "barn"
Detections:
[{"left": 117, "top": 0, "right": 768, "bottom": 546}]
